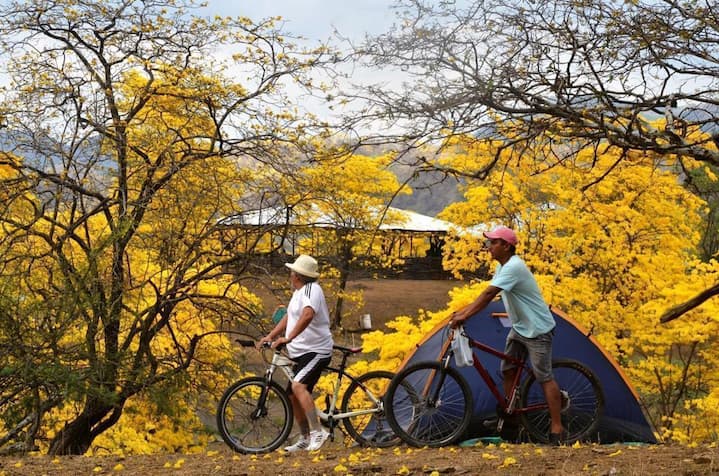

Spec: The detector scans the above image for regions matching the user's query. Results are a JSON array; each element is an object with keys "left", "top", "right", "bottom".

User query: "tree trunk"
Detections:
[{"left": 48, "top": 402, "right": 118, "bottom": 455}]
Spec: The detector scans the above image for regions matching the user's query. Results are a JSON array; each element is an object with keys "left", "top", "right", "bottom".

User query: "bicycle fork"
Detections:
[
  {"left": 252, "top": 352, "right": 293, "bottom": 420},
  {"left": 251, "top": 368, "right": 276, "bottom": 420}
]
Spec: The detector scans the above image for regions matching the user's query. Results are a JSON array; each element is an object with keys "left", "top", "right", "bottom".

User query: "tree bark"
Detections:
[
  {"left": 48, "top": 402, "right": 120, "bottom": 455},
  {"left": 659, "top": 283, "right": 719, "bottom": 323}
]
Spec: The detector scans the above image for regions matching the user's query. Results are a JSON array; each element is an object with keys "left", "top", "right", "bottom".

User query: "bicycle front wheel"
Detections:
[
  {"left": 385, "top": 361, "right": 473, "bottom": 447},
  {"left": 216, "top": 377, "right": 293, "bottom": 453},
  {"left": 341, "top": 370, "right": 399, "bottom": 448},
  {"left": 520, "top": 359, "right": 604, "bottom": 444}
]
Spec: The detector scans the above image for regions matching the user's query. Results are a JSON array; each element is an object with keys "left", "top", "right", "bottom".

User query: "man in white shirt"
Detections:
[{"left": 259, "top": 254, "right": 334, "bottom": 451}]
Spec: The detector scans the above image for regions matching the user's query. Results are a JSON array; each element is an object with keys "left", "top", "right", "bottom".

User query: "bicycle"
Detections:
[
  {"left": 216, "top": 339, "right": 399, "bottom": 453},
  {"left": 384, "top": 325, "right": 604, "bottom": 447}
]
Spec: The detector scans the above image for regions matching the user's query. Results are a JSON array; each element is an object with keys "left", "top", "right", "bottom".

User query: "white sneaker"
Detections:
[
  {"left": 283, "top": 435, "right": 309, "bottom": 452},
  {"left": 307, "top": 429, "right": 330, "bottom": 451}
]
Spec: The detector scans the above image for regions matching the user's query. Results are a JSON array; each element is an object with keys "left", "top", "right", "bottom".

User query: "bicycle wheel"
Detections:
[
  {"left": 216, "top": 377, "right": 293, "bottom": 453},
  {"left": 520, "top": 359, "right": 604, "bottom": 444},
  {"left": 385, "top": 361, "right": 473, "bottom": 447},
  {"left": 341, "top": 370, "right": 399, "bottom": 447}
]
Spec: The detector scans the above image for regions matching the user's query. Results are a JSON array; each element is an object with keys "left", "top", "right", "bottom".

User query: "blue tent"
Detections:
[{"left": 400, "top": 301, "right": 657, "bottom": 443}]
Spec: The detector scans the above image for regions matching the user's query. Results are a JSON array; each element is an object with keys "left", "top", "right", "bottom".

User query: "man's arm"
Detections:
[
  {"left": 450, "top": 285, "right": 502, "bottom": 328},
  {"left": 272, "top": 306, "right": 315, "bottom": 347}
]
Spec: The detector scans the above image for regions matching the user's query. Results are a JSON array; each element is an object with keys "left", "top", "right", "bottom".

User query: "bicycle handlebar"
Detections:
[{"left": 235, "top": 338, "right": 284, "bottom": 351}]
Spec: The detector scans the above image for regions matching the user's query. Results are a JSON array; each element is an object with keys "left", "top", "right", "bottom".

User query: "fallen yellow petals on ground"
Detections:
[
  {"left": 397, "top": 464, "right": 410, "bottom": 475},
  {"left": 334, "top": 463, "right": 348, "bottom": 472},
  {"left": 498, "top": 456, "right": 518, "bottom": 468},
  {"left": 482, "top": 452, "right": 499, "bottom": 459},
  {"left": 609, "top": 449, "right": 623, "bottom": 457},
  {"left": 113, "top": 463, "right": 125, "bottom": 471},
  {"left": 173, "top": 458, "right": 185, "bottom": 468}
]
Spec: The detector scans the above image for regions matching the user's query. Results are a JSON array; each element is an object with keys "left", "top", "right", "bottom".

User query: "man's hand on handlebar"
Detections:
[
  {"left": 257, "top": 335, "right": 273, "bottom": 350},
  {"left": 449, "top": 312, "right": 468, "bottom": 329},
  {"left": 256, "top": 335, "right": 291, "bottom": 350},
  {"left": 271, "top": 336, "right": 291, "bottom": 349}
]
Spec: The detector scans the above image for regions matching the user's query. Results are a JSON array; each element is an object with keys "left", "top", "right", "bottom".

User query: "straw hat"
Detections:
[{"left": 285, "top": 254, "right": 320, "bottom": 278}]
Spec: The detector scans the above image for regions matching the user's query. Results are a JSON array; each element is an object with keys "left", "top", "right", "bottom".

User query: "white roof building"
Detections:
[{"left": 219, "top": 205, "right": 460, "bottom": 234}]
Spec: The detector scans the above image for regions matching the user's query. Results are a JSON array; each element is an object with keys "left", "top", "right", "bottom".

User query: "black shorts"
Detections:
[{"left": 287, "top": 352, "right": 331, "bottom": 394}]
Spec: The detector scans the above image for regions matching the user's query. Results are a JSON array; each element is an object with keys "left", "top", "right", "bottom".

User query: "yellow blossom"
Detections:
[{"left": 498, "top": 456, "right": 518, "bottom": 468}]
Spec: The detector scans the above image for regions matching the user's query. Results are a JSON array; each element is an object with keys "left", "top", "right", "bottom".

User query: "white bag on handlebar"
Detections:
[{"left": 451, "top": 326, "right": 474, "bottom": 367}]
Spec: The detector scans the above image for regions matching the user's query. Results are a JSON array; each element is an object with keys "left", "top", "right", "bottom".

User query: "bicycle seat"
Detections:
[{"left": 333, "top": 344, "right": 362, "bottom": 355}]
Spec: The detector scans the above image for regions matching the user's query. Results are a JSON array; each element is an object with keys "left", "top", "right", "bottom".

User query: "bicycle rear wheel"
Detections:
[
  {"left": 216, "top": 377, "right": 293, "bottom": 453},
  {"left": 341, "top": 370, "right": 399, "bottom": 447},
  {"left": 385, "top": 361, "right": 472, "bottom": 447},
  {"left": 520, "top": 359, "right": 604, "bottom": 444}
]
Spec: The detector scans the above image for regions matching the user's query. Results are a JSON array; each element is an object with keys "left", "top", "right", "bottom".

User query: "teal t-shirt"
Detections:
[{"left": 491, "top": 255, "right": 555, "bottom": 338}]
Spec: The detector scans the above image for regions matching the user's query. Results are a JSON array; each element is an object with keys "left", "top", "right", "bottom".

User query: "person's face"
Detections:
[
  {"left": 484, "top": 238, "right": 511, "bottom": 261},
  {"left": 289, "top": 270, "right": 307, "bottom": 289},
  {"left": 289, "top": 270, "right": 301, "bottom": 289}
]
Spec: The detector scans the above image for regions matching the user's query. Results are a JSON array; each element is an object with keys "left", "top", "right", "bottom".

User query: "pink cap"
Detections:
[{"left": 483, "top": 226, "right": 518, "bottom": 246}]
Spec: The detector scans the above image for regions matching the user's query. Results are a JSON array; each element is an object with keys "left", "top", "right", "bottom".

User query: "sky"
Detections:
[
  {"left": 196, "top": 1, "right": 404, "bottom": 125},
  {"left": 200, "top": 0, "right": 398, "bottom": 43}
]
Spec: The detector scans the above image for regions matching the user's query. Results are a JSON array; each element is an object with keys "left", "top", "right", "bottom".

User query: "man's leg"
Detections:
[
  {"left": 541, "top": 379, "right": 563, "bottom": 435},
  {"left": 290, "top": 352, "right": 331, "bottom": 451},
  {"left": 288, "top": 392, "right": 310, "bottom": 435},
  {"left": 290, "top": 381, "right": 322, "bottom": 432}
]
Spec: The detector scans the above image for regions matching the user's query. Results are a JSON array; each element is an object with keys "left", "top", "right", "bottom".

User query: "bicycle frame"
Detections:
[
  {"left": 258, "top": 345, "right": 382, "bottom": 427},
  {"left": 440, "top": 329, "right": 549, "bottom": 416}
]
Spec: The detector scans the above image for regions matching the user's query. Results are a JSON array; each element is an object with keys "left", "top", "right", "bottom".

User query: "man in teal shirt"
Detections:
[{"left": 450, "top": 225, "right": 564, "bottom": 445}]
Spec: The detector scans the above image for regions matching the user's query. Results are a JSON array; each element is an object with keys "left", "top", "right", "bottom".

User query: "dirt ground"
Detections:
[{"left": 1, "top": 440, "right": 716, "bottom": 475}]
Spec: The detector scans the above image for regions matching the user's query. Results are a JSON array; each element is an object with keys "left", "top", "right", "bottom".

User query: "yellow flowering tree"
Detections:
[{"left": 0, "top": 0, "right": 336, "bottom": 455}]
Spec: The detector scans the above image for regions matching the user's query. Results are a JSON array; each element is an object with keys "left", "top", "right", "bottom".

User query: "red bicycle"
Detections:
[{"left": 384, "top": 325, "right": 604, "bottom": 446}]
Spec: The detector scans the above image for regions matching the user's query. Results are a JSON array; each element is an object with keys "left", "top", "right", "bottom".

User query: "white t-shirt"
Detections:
[{"left": 285, "top": 282, "right": 334, "bottom": 358}]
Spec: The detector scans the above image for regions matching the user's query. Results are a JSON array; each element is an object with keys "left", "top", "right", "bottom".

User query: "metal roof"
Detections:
[{"left": 218, "top": 205, "right": 460, "bottom": 233}]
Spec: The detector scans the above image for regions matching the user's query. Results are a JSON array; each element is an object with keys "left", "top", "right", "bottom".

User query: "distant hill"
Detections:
[{"left": 389, "top": 165, "right": 464, "bottom": 217}]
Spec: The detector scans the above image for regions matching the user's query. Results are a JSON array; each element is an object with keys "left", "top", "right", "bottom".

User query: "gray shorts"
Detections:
[{"left": 500, "top": 329, "right": 554, "bottom": 383}]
